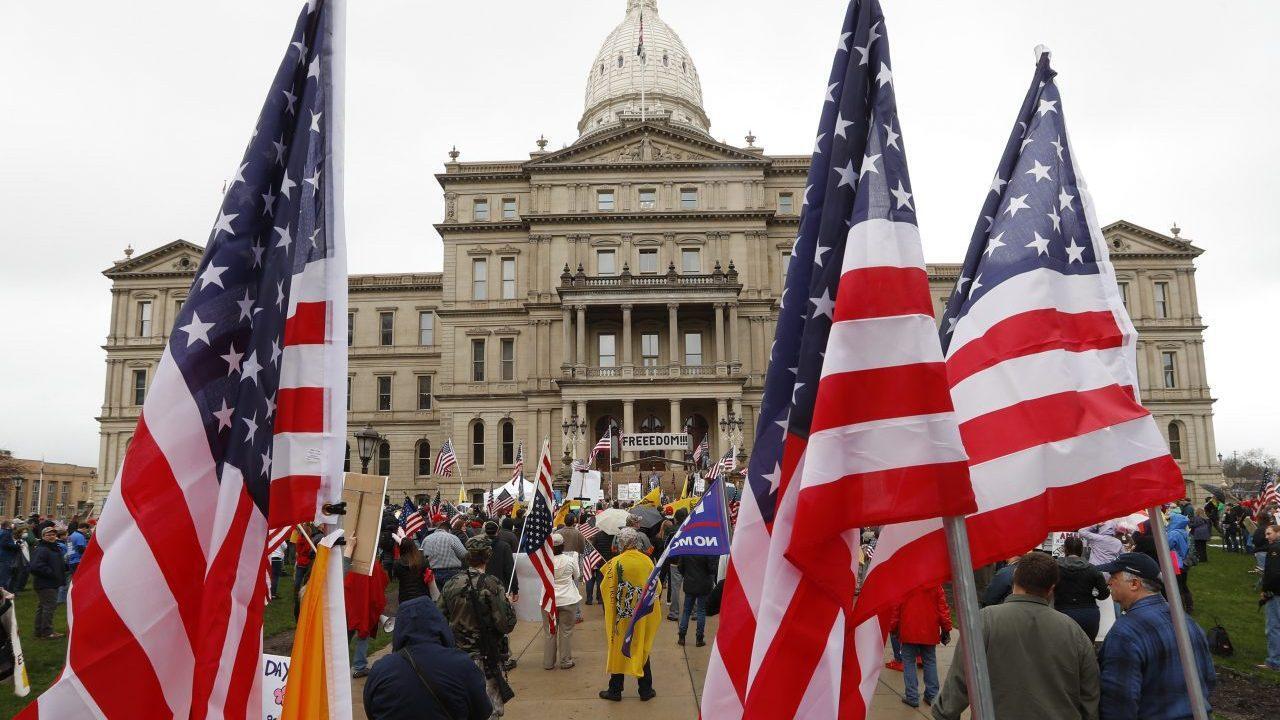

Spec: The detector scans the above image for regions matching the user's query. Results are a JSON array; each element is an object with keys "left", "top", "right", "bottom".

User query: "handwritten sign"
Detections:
[{"left": 262, "top": 653, "right": 291, "bottom": 720}]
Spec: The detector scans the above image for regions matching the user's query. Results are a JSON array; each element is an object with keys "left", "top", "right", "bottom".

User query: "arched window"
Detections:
[
  {"left": 617, "top": 54, "right": 624, "bottom": 68},
  {"left": 639, "top": 413, "right": 665, "bottom": 462},
  {"left": 344, "top": 443, "right": 351, "bottom": 473},
  {"left": 501, "top": 421, "right": 516, "bottom": 466},
  {"left": 416, "top": 440, "right": 432, "bottom": 476},
  {"left": 376, "top": 440, "right": 391, "bottom": 476},
  {"left": 662, "top": 52, "right": 669, "bottom": 67},
  {"left": 472, "top": 422, "right": 486, "bottom": 467},
  {"left": 1168, "top": 422, "right": 1183, "bottom": 460}
]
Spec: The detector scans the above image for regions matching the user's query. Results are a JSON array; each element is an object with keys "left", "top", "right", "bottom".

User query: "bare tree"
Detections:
[
  {"left": 0, "top": 450, "right": 25, "bottom": 506},
  {"left": 1221, "top": 448, "right": 1279, "bottom": 483}
]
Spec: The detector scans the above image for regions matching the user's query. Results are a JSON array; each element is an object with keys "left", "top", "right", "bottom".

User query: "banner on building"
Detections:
[{"left": 619, "top": 433, "right": 690, "bottom": 452}]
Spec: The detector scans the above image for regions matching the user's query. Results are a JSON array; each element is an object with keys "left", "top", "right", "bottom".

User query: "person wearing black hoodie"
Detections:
[
  {"left": 27, "top": 525, "right": 66, "bottom": 639},
  {"left": 1054, "top": 536, "right": 1109, "bottom": 640},
  {"left": 363, "top": 596, "right": 492, "bottom": 720}
]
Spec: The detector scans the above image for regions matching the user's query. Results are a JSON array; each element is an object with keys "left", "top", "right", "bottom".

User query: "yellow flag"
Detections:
[
  {"left": 511, "top": 500, "right": 523, "bottom": 518},
  {"left": 553, "top": 502, "right": 570, "bottom": 528},
  {"left": 680, "top": 476, "right": 691, "bottom": 500},
  {"left": 282, "top": 536, "right": 341, "bottom": 720},
  {"left": 664, "top": 495, "right": 700, "bottom": 516},
  {"left": 638, "top": 486, "right": 661, "bottom": 506},
  {"left": 458, "top": 486, "right": 467, "bottom": 504}
]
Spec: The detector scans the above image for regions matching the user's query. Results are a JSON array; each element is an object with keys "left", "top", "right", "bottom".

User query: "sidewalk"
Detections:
[{"left": 352, "top": 601, "right": 957, "bottom": 719}]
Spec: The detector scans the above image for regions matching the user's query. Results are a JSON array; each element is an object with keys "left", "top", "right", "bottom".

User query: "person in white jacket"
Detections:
[
  {"left": 1078, "top": 522, "right": 1123, "bottom": 567},
  {"left": 544, "top": 533, "right": 583, "bottom": 670}
]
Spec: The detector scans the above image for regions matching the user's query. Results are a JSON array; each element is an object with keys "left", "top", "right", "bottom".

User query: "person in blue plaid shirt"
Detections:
[{"left": 1096, "top": 552, "right": 1215, "bottom": 719}]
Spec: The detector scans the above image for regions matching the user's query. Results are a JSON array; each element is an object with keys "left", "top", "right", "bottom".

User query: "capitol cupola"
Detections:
[{"left": 579, "top": 0, "right": 711, "bottom": 139}]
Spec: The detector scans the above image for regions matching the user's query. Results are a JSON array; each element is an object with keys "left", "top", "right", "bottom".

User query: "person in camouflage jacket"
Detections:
[{"left": 438, "top": 535, "right": 518, "bottom": 718}]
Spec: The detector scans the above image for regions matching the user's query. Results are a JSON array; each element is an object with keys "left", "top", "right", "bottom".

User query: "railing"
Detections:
[
  {"left": 680, "top": 365, "right": 715, "bottom": 377},
  {"left": 635, "top": 365, "right": 665, "bottom": 377},
  {"left": 562, "top": 272, "right": 736, "bottom": 289},
  {"left": 585, "top": 366, "right": 620, "bottom": 378}
]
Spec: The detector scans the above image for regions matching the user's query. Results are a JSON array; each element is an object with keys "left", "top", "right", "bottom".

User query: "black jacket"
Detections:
[
  {"left": 678, "top": 554, "right": 718, "bottom": 597},
  {"left": 981, "top": 564, "right": 1016, "bottom": 608},
  {"left": 1053, "top": 556, "right": 1109, "bottom": 610},
  {"left": 395, "top": 559, "right": 434, "bottom": 604},
  {"left": 484, "top": 535, "right": 518, "bottom": 596},
  {"left": 1262, "top": 541, "right": 1280, "bottom": 595},
  {"left": 1253, "top": 524, "right": 1271, "bottom": 554},
  {"left": 363, "top": 597, "right": 492, "bottom": 720},
  {"left": 28, "top": 540, "right": 66, "bottom": 591}
]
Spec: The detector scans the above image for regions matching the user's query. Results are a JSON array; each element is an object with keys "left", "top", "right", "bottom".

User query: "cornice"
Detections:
[
  {"left": 526, "top": 209, "right": 773, "bottom": 225},
  {"left": 103, "top": 239, "right": 205, "bottom": 277},
  {"left": 436, "top": 220, "right": 528, "bottom": 234}
]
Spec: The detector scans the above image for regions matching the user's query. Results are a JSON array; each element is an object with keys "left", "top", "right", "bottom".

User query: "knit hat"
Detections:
[
  {"left": 464, "top": 535, "right": 492, "bottom": 554},
  {"left": 551, "top": 533, "right": 565, "bottom": 547}
]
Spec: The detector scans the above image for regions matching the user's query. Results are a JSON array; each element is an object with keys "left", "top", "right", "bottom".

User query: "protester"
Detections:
[
  {"left": 586, "top": 521, "right": 614, "bottom": 606},
  {"left": 599, "top": 528, "right": 659, "bottom": 702},
  {"left": 543, "top": 533, "right": 582, "bottom": 670},
  {"left": 395, "top": 537, "right": 439, "bottom": 603},
  {"left": 1078, "top": 522, "right": 1124, "bottom": 566},
  {"left": 1260, "top": 523, "right": 1280, "bottom": 671},
  {"left": 1096, "top": 552, "right": 1215, "bottom": 719},
  {"left": 9, "top": 521, "right": 30, "bottom": 592},
  {"left": 268, "top": 539, "right": 286, "bottom": 600},
  {"left": 496, "top": 517, "right": 519, "bottom": 555},
  {"left": 1204, "top": 497, "right": 1220, "bottom": 532},
  {"left": 1167, "top": 513, "right": 1195, "bottom": 613},
  {"left": 1189, "top": 510, "right": 1212, "bottom": 564},
  {"left": 666, "top": 508, "right": 688, "bottom": 621},
  {"left": 66, "top": 521, "right": 87, "bottom": 578},
  {"left": 890, "top": 584, "right": 952, "bottom": 708},
  {"left": 363, "top": 597, "right": 493, "bottom": 720},
  {"left": 933, "top": 552, "right": 1098, "bottom": 720},
  {"left": 677, "top": 549, "right": 716, "bottom": 647},
  {"left": 979, "top": 555, "right": 1021, "bottom": 607},
  {"left": 438, "top": 536, "right": 518, "bottom": 718},
  {"left": 483, "top": 522, "right": 519, "bottom": 599},
  {"left": 1253, "top": 512, "right": 1274, "bottom": 572},
  {"left": 346, "top": 562, "right": 389, "bottom": 679},
  {"left": 423, "top": 515, "right": 469, "bottom": 588},
  {"left": 28, "top": 525, "right": 66, "bottom": 639},
  {"left": 54, "top": 526, "right": 70, "bottom": 604},
  {"left": 1055, "top": 536, "right": 1110, "bottom": 640},
  {"left": 0, "top": 520, "right": 17, "bottom": 591},
  {"left": 1223, "top": 504, "right": 1243, "bottom": 553},
  {"left": 558, "top": 514, "right": 586, "bottom": 555},
  {"left": 292, "top": 524, "right": 318, "bottom": 620}
]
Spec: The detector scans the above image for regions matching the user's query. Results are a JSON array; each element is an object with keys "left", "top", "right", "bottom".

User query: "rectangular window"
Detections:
[
  {"left": 638, "top": 249, "right": 658, "bottom": 274},
  {"left": 1154, "top": 282, "right": 1169, "bottom": 319},
  {"left": 132, "top": 369, "right": 147, "bottom": 406},
  {"left": 418, "top": 311, "right": 434, "bottom": 346},
  {"left": 417, "top": 375, "right": 433, "bottom": 411},
  {"left": 376, "top": 376, "right": 392, "bottom": 411},
  {"left": 346, "top": 376, "right": 352, "bottom": 411},
  {"left": 1117, "top": 282, "right": 1130, "bottom": 311},
  {"left": 597, "top": 249, "right": 617, "bottom": 276},
  {"left": 501, "top": 258, "right": 516, "bottom": 299},
  {"left": 174, "top": 299, "right": 184, "bottom": 324},
  {"left": 782, "top": 250, "right": 792, "bottom": 286},
  {"left": 1162, "top": 352, "right": 1177, "bottom": 388},
  {"left": 684, "top": 333, "right": 703, "bottom": 366},
  {"left": 500, "top": 338, "right": 515, "bottom": 380},
  {"left": 379, "top": 311, "right": 394, "bottom": 346},
  {"left": 599, "top": 334, "right": 617, "bottom": 367},
  {"left": 472, "top": 259, "right": 487, "bottom": 300},
  {"left": 681, "top": 248, "right": 700, "bottom": 274},
  {"left": 472, "top": 340, "right": 485, "bottom": 382},
  {"left": 501, "top": 198, "right": 517, "bottom": 220},
  {"left": 597, "top": 190, "right": 616, "bottom": 211},
  {"left": 639, "top": 188, "right": 657, "bottom": 210},
  {"left": 641, "top": 333, "right": 660, "bottom": 367},
  {"left": 136, "top": 301, "right": 152, "bottom": 337},
  {"left": 779, "top": 193, "right": 794, "bottom": 215},
  {"left": 680, "top": 188, "right": 698, "bottom": 210},
  {"left": 347, "top": 312, "right": 355, "bottom": 346},
  {"left": 473, "top": 199, "right": 489, "bottom": 221}
]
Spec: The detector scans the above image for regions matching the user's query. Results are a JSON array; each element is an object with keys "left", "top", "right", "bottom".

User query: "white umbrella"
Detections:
[{"left": 594, "top": 508, "right": 631, "bottom": 535}]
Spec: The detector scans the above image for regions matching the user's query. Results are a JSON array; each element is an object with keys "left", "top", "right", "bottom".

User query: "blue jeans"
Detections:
[
  {"left": 270, "top": 558, "right": 282, "bottom": 598},
  {"left": 434, "top": 566, "right": 461, "bottom": 589},
  {"left": 585, "top": 569, "right": 602, "bottom": 605},
  {"left": 351, "top": 634, "right": 370, "bottom": 673},
  {"left": 679, "top": 594, "right": 707, "bottom": 639},
  {"left": 1265, "top": 595, "right": 1280, "bottom": 670},
  {"left": 890, "top": 632, "right": 902, "bottom": 662},
  {"left": 900, "top": 643, "right": 938, "bottom": 705},
  {"left": 667, "top": 566, "right": 684, "bottom": 618}
]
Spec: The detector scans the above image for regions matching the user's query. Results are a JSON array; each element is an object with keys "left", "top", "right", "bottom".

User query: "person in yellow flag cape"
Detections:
[
  {"left": 458, "top": 486, "right": 467, "bottom": 505},
  {"left": 598, "top": 528, "right": 660, "bottom": 702},
  {"left": 663, "top": 495, "right": 700, "bottom": 518},
  {"left": 637, "top": 485, "right": 661, "bottom": 507},
  {"left": 282, "top": 530, "right": 352, "bottom": 720}
]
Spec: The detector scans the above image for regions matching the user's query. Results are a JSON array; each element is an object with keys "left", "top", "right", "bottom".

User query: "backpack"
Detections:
[
  {"left": 706, "top": 579, "right": 725, "bottom": 617},
  {"left": 1206, "top": 621, "right": 1234, "bottom": 657}
]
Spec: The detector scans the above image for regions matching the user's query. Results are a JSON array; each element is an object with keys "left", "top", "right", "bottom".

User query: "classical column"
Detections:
[
  {"left": 669, "top": 398, "right": 682, "bottom": 462},
  {"left": 621, "top": 304, "right": 634, "bottom": 367},
  {"left": 728, "top": 304, "right": 740, "bottom": 366},
  {"left": 561, "top": 306, "right": 573, "bottom": 369},
  {"left": 576, "top": 305, "right": 587, "bottom": 369},
  {"left": 623, "top": 400, "right": 635, "bottom": 458},
  {"left": 667, "top": 303, "right": 680, "bottom": 370},
  {"left": 716, "top": 398, "right": 729, "bottom": 453},
  {"left": 714, "top": 302, "right": 726, "bottom": 367}
]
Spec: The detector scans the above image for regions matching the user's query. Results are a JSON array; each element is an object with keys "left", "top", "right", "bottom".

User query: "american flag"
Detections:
[
  {"left": 859, "top": 49, "right": 1185, "bottom": 629},
  {"left": 518, "top": 441, "right": 560, "bottom": 634},
  {"left": 1261, "top": 476, "right": 1279, "bottom": 509},
  {"left": 434, "top": 438, "right": 458, "bottom": 477},
  {"left": 267, "top": 525, "right": 292, "bottom": 557},
  {"left": 20, "top": 3, "right": 348, "bottom": 717},
  {"left": 703, "top": 2, "right": 974, "bottom": 717},
  {"left": 577, "top": 524, "right": 606, "bottom": 579},
  {"left": 401, "top": 498, "right": 426, "bottom": 538},
  {"left": 591, "top": 427, "right": 612, "bottom": 466},
  {"left": 510, "top": 442, "right": 524, "bottom": 487},
  {"left": 488, "top": 488, "right": 515, "bottom": 518},
  {"left": 709, "top": 449, "right": 735, "bottom": 482},
  {"left": 571, "top": 458, "right": 590, "bottom": 474},
  {"left": 692, "top": 436, "right": 709, "bottom": 467}
]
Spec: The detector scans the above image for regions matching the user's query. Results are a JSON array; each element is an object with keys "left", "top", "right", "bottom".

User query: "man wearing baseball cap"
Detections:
[{"left": 1095, "top": 552, "right": 1215, "bottom": 719}]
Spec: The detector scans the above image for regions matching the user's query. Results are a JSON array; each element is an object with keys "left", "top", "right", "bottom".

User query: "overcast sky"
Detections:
[{"left": 2, "top": 0, "right": 1277, "bottom": 468}]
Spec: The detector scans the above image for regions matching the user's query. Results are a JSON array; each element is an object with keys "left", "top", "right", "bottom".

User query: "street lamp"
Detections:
[
  {"left": 355, "top": 423, "right": 383, "bottom": 474},
  {"left": 719, "top": 410, "right": 745, "bottom": 450}
]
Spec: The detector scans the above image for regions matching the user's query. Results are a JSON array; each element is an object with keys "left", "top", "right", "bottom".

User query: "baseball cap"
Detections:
[{"left": 1096, "top": 552, "right": 1161, "bottom": 582}]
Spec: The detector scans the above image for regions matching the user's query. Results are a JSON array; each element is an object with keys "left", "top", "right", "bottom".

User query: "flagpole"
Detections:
[
  {"left": 941, "top": 516, "right": 995, "bottom": 720},
  {"left": 1148, "top": 505, "right": 1210, "bottom": 720}
]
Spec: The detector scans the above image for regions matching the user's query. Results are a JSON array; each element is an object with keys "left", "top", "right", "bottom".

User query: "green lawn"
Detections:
[{"left": 1189, "top": 539, "right": 1278, "bottom": 685}]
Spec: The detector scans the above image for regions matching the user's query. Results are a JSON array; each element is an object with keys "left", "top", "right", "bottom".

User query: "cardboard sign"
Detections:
[
  {"left": 342, "top": 473, "right": 388, "bottom": 576},
  {"left": 617, "top": 483, "right": 643, "bottom": 502},
  {"left": 262, "top": 653, "right": 291, "bottom": 720},
  {"left": 619, "top": 433, "right": 691, "bottom": 452}
]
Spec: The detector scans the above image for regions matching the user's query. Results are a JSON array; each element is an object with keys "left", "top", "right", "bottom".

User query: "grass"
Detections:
[{"left": 1188, "top": 537, "right": 1278, "bottom": 685}]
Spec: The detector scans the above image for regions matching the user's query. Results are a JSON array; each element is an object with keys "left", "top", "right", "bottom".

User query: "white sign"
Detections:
[
  {"left": 617, "top": 482, "right": 643, "bottom": 502},
  {"left": 262, "top": 653, "right": 291, "bottom": 720},
  {"left": 694, "top": 476, "right": 706, "bottom": 494},
  {"left": 568, "top": 470, "right": 604, "bottom": 504},
  {"left": 619, "top": 433, "right": 691, "bottom": 452}
]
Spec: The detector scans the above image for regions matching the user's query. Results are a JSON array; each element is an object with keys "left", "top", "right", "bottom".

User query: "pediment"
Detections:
[
  {"left": 1102, "top": 220, "right": 1202, "bottom": 256},
  {"left": 104, "top": 239, "right": 206, "bottom": 277},
  {"left": 528, "top": 123, "right": 765, "bottom": 168}
]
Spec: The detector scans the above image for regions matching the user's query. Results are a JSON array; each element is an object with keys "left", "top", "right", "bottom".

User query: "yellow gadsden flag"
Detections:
[
  {"left": 638, "top": 486, "right": 661, "bottom": 507},
  {"left": 282, "top": 530, "right": 350, "bottom": 720}
]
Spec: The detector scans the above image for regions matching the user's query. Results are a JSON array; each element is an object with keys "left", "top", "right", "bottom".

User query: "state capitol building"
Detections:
[{"left": 94, "top": 0, "right": 1220, "bottom": 505}]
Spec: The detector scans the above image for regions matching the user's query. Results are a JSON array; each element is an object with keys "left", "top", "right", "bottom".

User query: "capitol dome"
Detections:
[{"left": 579, "top": 0, "right": 710, "bottom": 138}]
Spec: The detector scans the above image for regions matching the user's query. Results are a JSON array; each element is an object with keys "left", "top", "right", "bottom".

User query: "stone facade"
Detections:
[
  {"left": 93, "top": 0, "right": 1219, "bottom": 504},
  {"left": 0, "top": 452, "right": 97, "bottom": 520}
]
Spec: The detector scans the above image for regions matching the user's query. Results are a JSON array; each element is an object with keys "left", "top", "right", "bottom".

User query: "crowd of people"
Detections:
[{"left": 0, "top": 513, "right": 91, "bottom": 640}]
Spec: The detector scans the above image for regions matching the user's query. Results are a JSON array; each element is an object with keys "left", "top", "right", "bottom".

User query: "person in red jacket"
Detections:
[
  {"left": 889, "top": 584, "right": 953, "bottom": 708},
  {"left": 346, "top": 562, "right": 390, "bottom": 678}
]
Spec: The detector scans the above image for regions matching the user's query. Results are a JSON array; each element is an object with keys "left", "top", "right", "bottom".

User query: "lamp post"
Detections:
[
  {"left": 560, "top": 414, "right": 587, "bottom": 489},
  {"left": 719, "top": 409, "right": 745, "bottom": 452},
  {"left": 355, "top": 423, "right": 383, "bottom": 474}
]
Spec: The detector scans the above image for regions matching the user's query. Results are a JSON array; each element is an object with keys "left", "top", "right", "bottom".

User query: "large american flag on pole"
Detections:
[
  {"left": 434, "top": 438, "right": 458, "bottom": 477},
  {"left": 703, "top": 1, "right": 974, "bottom": 717},
  {"left": 20, "top": 2, "right": 349, "bottom": 717},
  {"left": 518, "top": 440, "right": 560, "bottom": 634},
  {"left": 858, "top": 49, "right": 1186, "bottom": 627}
]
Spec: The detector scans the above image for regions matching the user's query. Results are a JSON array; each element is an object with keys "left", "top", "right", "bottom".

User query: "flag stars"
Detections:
[
  {"left": 890, "top": 180, "right": 914, "bottom": 211},
  {"left": 307, "top": 56, "right": 320, "bottom": 80},
  {"left": 876, "top": 63, "right": 893, "bottom": 87},
  {"left": 265, "top": 392, "right": 277, "bottom": 419},
  {"left": 814, "top": 244, "right": 832, "bottom": 266},
  {"left": 834, "top": 112, "right": 854, "bottom": 140},
  {"left": 1065, "top": 238, "right": 1087, "bottom": 263},
  {"left": 275, "top": 224, "right": 293, "bottom": 250},
  {"left": 1046, "top": 208, "right": 1061, "bottom": 232},
  {"left": 814, "top": 132, "right": 826, "bottom": 154},
  {"left": 198, "top": 263, "right": 229, "bottom": 290},
  {"left": 270, "top": 337, "right": 282, "bottom": 367},
  {"left": 1026, "top": 231, "right": 1051, "bottom": 256},
  {"left": 825, "top": 82, "right": 839, "bottom": 103},
  {"left": 1038, "top": 98, "right": 1059, "bottom": 116},
  {"left": 179, "top": 312, "right": 215, "bottom": 347},
  {"left": 834, "top": 160, "right": 857, "bottom": 189},
  {"left": 231, "top": 162, "right": 249, "bottom": 187},
  {"left": 883, "top": 123, "right": 900, "bottom": 150},
  {"left": 242, "top": 412, "right": 260, "bottom": 444},
  {"left": 1051, "top": 136, "right": 1065, "bottom": 161},
  {"left": 275, "top": 280, "right": 286, "bottom": 310},
  {"left": 212, "top": 400, "right": 234, "bottom": 432},
  {"left": 272, "top": 138, "right": 286, "bottom": 165},
  {"left": 310, "top": 229, "right": 322, "bottom": 248},
  {"left": 984, "top": 231, "right": 1006, "bottom": 257},
  {"left": 282, "top": 89, "right": 297, "bottom": 114},
  {"left": 1059, "top": 188, "right": 1075, "bottom": 211},
  {"left": 236, "top": 290, "right": 256, "bottom": 324},
  {"left": 221, "top": 343, "right": 244, "bottom": 376},
  {"left": 761, "top": 462, "right": 782, "bottom": 492},
  {"left": 859, "top": 152, "right": 882, "bottom": 180},
  {"left": 240, "top": 352, "right": 263, "bottom": 385},
  {"left": 989, "top": 175, "right": 1007, "bottom": 195},
  {"left": 1026, "top": 160, "right": 1053, "bottom": 183},
  {"left": 261, "top": 188, "right": 276, "bottom": 217},
  {"left": 250, "top": 240, "right": 265, "bottom": 268},
  {"left": 810, "top": 289, "right": 835, "bottom": 320},
  {"left": 836, "top": 31, "right": 852, "bottom": 53},
  {"left": 1004, "top": 194, "right": 1030, "bottom": 217},
  {"left": 954, "top": 276, "right": 970, "bottom": 295},
  {"left": 946, "top": 317, "right": 957, "bottom": 334},
  {"left": 260, "top": 450, "right": 273, "bottom": 478},
  {"left": 304, "top": 168, "right": 322, "bottom": 190},
  {"left": 309, "top": 111, "right": 322, "bottom": 133},
  {"left": 280, "top": 172, "right": 296, "bottom": 200},
  {"left": 211, "top": 211, "right": 238, "bottom": 238}
]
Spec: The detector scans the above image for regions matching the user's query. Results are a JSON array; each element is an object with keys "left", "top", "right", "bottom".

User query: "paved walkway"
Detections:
[{"left": 353, "top": 601, "right": 961, "bottom": 719}]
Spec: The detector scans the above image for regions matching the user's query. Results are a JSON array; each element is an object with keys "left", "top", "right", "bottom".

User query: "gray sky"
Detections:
[{"left": 2, "top": 0, "right": 1277, "bottom": 468}]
